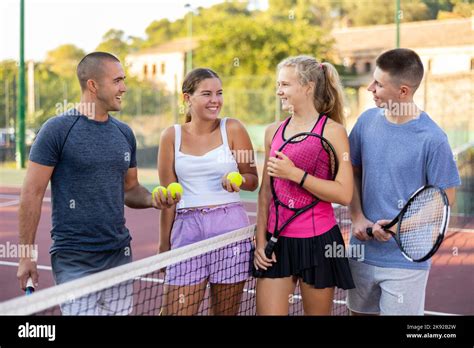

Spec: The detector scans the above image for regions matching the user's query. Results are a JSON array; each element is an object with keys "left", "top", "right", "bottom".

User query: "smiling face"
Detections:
[
  {"left": 95, "top": 60, "right": 127, "bottom": 112},
  {"left": 367, "top": 67, "right": 402, "bottom": 109},
  {"left": 185, "top": 77, "right": 223, "bottom": 121},
  {"left": 276, "top": 66, "right": 312, "bottom": 114}
]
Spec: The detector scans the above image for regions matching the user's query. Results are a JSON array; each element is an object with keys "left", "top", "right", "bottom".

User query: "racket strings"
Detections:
[
  {"left": 274, "top": 136, "right": 337, "bottom": 209},
  {"left": 398, "top": 188, "right": 447, "bottom": 260}
]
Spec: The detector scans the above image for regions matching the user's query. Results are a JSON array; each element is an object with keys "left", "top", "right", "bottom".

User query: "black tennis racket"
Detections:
[
  {"left": 255, "top": 132, "right": 338, "bottom": 276},
  {"left": 366, "top": 185, "right": 450, "bottom": 262}
]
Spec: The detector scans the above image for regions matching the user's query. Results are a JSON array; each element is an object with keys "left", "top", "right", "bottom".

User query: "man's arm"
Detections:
[
  {"left": 124, "top": 167, "right": 177, "bottom": 209},
  {"left": 445, "top": 187, "right": 456, "bottom": 208},
  {"left": 124, "top": 167, "right": 153, "bottom": 209},
  {"left": 17, "top": 161, "right": 54, "bottom": 290},
  {"left": 349, "top": 165, "right": 373, "bottom": 241},
  {"left": 349, "top": 165, "right": 363, "bottom": 219}
]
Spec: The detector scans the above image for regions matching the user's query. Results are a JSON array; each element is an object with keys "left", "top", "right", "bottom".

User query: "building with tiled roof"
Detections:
[
  {"left": 125, "top": 37, "right": 200, "bottom": 92},
  {"left": 332, "top": 17, "right": 473, "bottom": 82}
]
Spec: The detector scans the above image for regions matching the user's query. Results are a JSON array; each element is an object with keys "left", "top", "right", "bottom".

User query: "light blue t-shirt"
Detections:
[
  {"left": 29, "top": 109, "right": 137, "bottom": 253},
  {"left": 349, "top": 108, "right": 461, "bottom": 270}
]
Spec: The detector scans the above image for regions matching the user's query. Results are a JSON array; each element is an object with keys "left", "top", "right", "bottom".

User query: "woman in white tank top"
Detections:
[{"left": 158, "top": 68, "right": 258, "bottom": 315}]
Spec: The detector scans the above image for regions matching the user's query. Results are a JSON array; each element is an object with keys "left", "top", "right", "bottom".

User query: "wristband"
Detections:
[{"left": 299, "top": 171, "right": 308, "bottom": 187}]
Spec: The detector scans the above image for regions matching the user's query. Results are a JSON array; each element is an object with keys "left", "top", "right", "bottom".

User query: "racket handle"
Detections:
[
  {"left": 366, "top": 227, "right": 373, "bottom": 237},
  {"left": 25, "top": 277, "right": 35, "bottom": 296},
  {"left": 264, "top": 239, "right": 276, "bottom": 259},
  {"left": 254, "top": 239, "right": 277, "bottom": 278}
]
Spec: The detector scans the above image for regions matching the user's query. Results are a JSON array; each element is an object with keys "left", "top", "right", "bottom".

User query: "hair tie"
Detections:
[{"left": 319, "top": 63, "right": 324, "bottom": 70}]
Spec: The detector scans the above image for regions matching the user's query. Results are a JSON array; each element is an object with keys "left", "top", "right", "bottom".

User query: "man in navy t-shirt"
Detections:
[
  {"left": 16, "top": 52, "right": 180, "bottom": 315},
  {"left": 347, "top": 48, "right": 460, "bottom": 315}
]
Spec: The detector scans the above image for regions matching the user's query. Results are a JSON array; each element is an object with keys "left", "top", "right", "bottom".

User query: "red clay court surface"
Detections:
[{"left": 1, "top": 186, "right": 473, "bottom": 315}]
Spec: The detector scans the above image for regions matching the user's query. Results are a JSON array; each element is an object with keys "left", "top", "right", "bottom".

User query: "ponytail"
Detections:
[
  {"left": 185, "top": 110, "right": 191, "bottom": 123},
  {"left": 318, "top": 63, "right": 345, "bottom": 125}
]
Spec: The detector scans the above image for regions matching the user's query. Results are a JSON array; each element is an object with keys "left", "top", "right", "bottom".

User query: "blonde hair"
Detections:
[
  {"left": 277, "top": 55, "right": 345, "bottom": 125},
  {"left": 182, "top": 68, "right": 221, "bottom": 123}
]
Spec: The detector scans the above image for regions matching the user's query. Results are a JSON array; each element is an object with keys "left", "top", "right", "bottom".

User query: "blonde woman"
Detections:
[{"left": 254, "top": 56, "right": 355, "bottom": 315}]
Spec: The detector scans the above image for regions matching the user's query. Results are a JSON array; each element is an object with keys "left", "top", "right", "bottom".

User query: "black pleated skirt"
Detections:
[{"left": 253, "top": 225, "right": 355, "bottom": 290}]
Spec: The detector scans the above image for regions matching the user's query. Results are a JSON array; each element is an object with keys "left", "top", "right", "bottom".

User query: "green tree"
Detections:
[
  {"left": 31, "top": 62, "right": 73, "bottom": 129},
  {"left": 422, "top": 0, "right": 454, "bottom": 18},
  {"left": 96, "top": 29, "right": 130, "bottom": 62},
  {"left": 451, "top": 0, "right": 474, "bottom": 18},
  {"left": 193, "top": 9, "right": 334, "bottom": 124},
  {"left": 143, "top": 18, "right": 184, "bottom": 48},
  {"left": 44, "top": 44, "right": 85, "bottom": 78},
  {"left": 0, "top": 60, "right": 18, "bottom": 128},
  {"left": 38, "top": 44, "right": 85, "bottom": 127},
  {"left": 340, "top": 0, "right": 432, "bottom": 26},
  {"left": 128, "top": 36, "right": 145, "bottom": 52},
  {"left": 268, "top": 0, "right": 298, "bottom": 17}
]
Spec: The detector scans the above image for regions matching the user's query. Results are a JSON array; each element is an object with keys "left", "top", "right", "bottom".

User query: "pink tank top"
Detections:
[{"left": 267, "top": 115, "right": 337, "bottom": 238}]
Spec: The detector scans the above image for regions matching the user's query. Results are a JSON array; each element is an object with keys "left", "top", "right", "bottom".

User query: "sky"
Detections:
[{"left": 0, "top": 0, "right": 267, "bottom": 61}]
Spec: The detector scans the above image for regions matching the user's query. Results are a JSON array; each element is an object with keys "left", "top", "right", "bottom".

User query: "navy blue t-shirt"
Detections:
[{"left": 29, "top": 109, "right": 137, "bottom": 253}]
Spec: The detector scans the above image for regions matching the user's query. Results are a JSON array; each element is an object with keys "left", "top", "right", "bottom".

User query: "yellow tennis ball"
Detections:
[
  {"left": 227, "top": 172, "right": 243, "bottom": 187},
  {"left": 167, "top": 182, "right": 183, "bottom": 199},
  {"left": 152, "top": 186, "right": 167, "bottom": 201}
]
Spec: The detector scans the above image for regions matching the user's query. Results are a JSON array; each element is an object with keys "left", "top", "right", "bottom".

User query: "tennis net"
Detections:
[{"left": 0, "top": 206, "right": 351, "bottom": 316}]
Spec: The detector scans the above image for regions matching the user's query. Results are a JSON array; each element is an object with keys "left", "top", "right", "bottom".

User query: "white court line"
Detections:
[
  {"left": 0, "top": 200, "right": 19, "bottom": 207},
  {"left": 0, "top": 194, "right": 257, "bottom": 215},
  {"left": 424, "top": 310, "right": 460, "bottom": 316},
  {"left": 3, "top": 193, "right": 246, "bottom": 205},
  {"left": 0, "top": 260, "right": 52, "bottom": 271},
  {"left": 0, "top": 194, "right": 51, "bottom": 203},
  {"left": 448, "top": 228, "right": 474, "bottom": 234},
  {"left": 0, "top": 194, "right": 20, "bottom": 199},
  {"left": 1, "top": 193, "right": 471, "bottom": 233},
  {"left": 242, "top": 199, "right": 257, "bottom": 204}
]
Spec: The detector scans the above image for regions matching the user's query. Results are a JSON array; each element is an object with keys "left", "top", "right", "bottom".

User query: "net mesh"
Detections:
[
  {"left": 0, "top": 206, "right": 351, "bottom": 316},
  {"left": 398, "top": 187, "right": 448, "bottom": 261}
]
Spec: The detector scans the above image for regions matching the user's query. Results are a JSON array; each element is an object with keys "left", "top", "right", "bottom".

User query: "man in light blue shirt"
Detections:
[{"left": 347, "top": 48, "right": 460, "bottom": 315}]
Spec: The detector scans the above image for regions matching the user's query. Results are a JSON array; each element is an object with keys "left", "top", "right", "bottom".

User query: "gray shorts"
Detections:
[
  {"left": 346, "top": 259, "right": 429, "bottom": 315},
  {"left": 51, "top": 245, "right": 133, "bottom": 315}
]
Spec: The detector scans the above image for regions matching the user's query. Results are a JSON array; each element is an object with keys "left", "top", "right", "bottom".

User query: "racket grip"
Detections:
[
  {"left": 25, "top": 277, "right": 35, "bottom": 296},
  {"left": 254, "top": 240, "right": 277, "bottom": 278},
  {"left": 264, "top": 239, "right": 276, "bottom": 259},
  {"left": 366, "top": 227, "right": 373, "bottom": 237}
]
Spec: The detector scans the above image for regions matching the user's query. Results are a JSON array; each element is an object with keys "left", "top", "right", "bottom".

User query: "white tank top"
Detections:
[{"left": 174, "top": 118, "right": 241, "bottom": 209}]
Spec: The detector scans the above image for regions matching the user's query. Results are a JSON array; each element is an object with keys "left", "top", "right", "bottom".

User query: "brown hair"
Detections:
[
  {"left": 182, "top": 68, "right": 221, "bottom": 123},
  {"left": 77, "top": 52, "right": 120, "bottom": 91},
  {"left": 376, "top": 48, "right": 424, "bottom": 91},
  {"left": 277, "top": 55, "right": 345, "bottom": 125}
]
